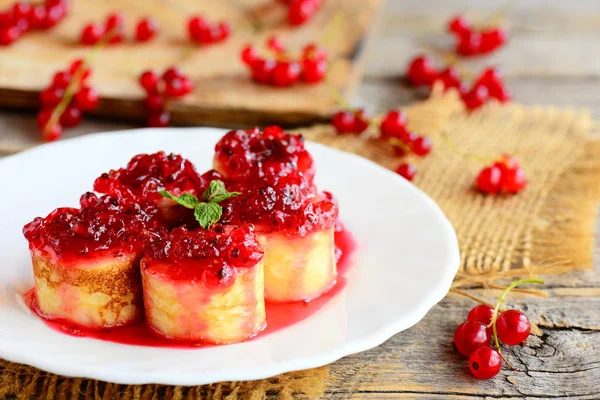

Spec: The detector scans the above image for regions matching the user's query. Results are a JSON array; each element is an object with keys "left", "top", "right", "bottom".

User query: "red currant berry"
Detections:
[
  {"left": 436, "top": 67, "right": 462, "bottom": 91},
  {"left": 288, "top": 0, "right": 319, "bottom": 26},
  {"left": 456, "top": 31, "right": 483, "bottom": 56},
  {"left": 271, "top": 61, "right": 301, "bottom": 87},
  {"left": 188, "top": 16, "right": 207, "bottom": 42},
  {"left": 461, "top": 85, "right": 489, "bottom": 110},
  {"left": 135, "top": 17, "right": 159, "bottom": 42},
  {"left": 395, "top": 163, "right": 416, "bottom": 181},
  {"left": 105, "top": 12, "right": 125, "bottom": 31},
  {"left": 0, "top": 26, "right": 21, "bottom": 45},
  {"left": 353, "top": 110, "right": 370, "bottom": 133},
  {"left": 469, "top": 346, "right": 502, "bottom": 379},
  {"left": 380, "top": 110, "right": 407, "bottom": 140},
  {"left": 164, "top": 76, "right": 193, "bottom": 97},
  {"left": 406, "top": 55, "right": 437, "bottom": 87},
  {"left": 147, "top": 111, "right": 171, "bottom": 127},
  {"left": 13, "top": 2, "right": 31, "bottom": 19},
  {"left": 40, "top": 87, "right": 64, "bottom": 108},
  {"left": 162, "top": 67, "right": 182, "bottom": 82},
  {"left": 15, "top": 17, "right": 30, "bottom": 33},
  {"left": 139, "top": 70, "right": 159, "bottom": 93},
  {"left": 37, "top": 108, "right": 53, "bottom": 129},
  {"left": 216, "top": 22, "right": 231, "bottom": 41},
  {"left": 267, "top": 36, "right": 285, "bottom": 52},
  {"left": 476, "top": 166, "right": 502, "bottom": 194},
  {"left": 80, "top": 23, "right": 104, "bottom": 45},
  {"left": 51, "top": 71, "right": 72, "bottom": 89},
  {"left": 241, "top": 45, "right": 259, "bottom": 66},
  {"left": 251, "top": 59, "right": 276, "bottom": 84},
  {"left": 29, "top": 5, "right": 47, "bottom": 29},
  {"left": 60, "top": 105, "right": 82, "bottom": 128},
  {"left": 496, "top": 310, "right": 531, "bottom": 346},
  {"left": 480, "top": 28, "right": 507, "bottom": 54},
  {"left": 331, "top": 111, "right": 356, "bottom": 134},
  {"left": 302, "top": 58, "right": 326, "bottom": 83},
  {"left": 501, "top": 167, "right": 526, "bottom": 194},
  {"left": 448, "top": 15, "right": 470, "bottom": 35},
  {"left": 454, "top": 321, "right": 491, "bottom": 357},
  {"left": 411, "top": 136, "right": 432, "bottom": 156},
  {"left": 144, "top": 93, "right": 164, "bottom": 111},
  {"left": 39, "top": 4, "right": 65, "bottom": 30},
  {"left": 75, "top": 86, "right": 99, "bottom": 111},
  {"left": 42, "top": 122, "right": 63, "bottom": 142},
  {"left": 467, "top": 305, "right": 495, "bottom": 327},
  {"left": 69, "top": 59, "right": 91, "bottom": 81}
]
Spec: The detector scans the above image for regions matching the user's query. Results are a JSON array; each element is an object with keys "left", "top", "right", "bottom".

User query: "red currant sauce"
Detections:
[{"left": 24, "top": 225, "right": 357, "bottom": 348}]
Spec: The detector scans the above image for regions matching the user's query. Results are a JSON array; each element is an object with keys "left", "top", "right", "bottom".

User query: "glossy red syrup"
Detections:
[{"left": 25, "top": 225, "right": 357, "bottom": 348}]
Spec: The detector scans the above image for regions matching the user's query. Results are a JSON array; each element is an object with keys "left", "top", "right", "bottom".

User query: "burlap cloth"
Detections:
[{"left": 2, "top": 92, "right": 599, "bottom": 399}]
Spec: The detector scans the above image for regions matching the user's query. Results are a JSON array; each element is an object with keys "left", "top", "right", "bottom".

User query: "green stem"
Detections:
[{"left": 489, "top": 278, "right": 544, "bottom": 353}]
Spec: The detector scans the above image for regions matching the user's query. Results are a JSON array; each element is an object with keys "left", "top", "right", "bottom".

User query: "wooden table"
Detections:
[{"left": 1, "top": 1, "right": 599, "bottom": 398}]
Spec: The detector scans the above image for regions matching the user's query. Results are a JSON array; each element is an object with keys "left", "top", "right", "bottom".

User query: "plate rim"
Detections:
[{"left": 0, "top": 127, "right": 460, "bottom": 385}]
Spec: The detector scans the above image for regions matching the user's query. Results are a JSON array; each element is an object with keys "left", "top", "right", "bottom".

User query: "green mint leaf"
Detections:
[
  {"left": 159, "top": 190, "right": 200, "bottom": 209},
  {"left": 194, "top": 202, "right": 223, "bottom": 229},
  {"left": 202, "top": 180, "right": 241, "bottom": 204}
]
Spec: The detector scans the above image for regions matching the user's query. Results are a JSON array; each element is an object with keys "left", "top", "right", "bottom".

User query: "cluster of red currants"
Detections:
[
  {"left": 241, "top": 39, "right": 327, "bottom": 87},
  {"left": 448, "top": 15, "right": 507, "bottom": 57},
  {"left": 279, "top": 0, "right": 323, "bottom": 26},
  {"left": 138, "top": 67, "right": 194, "bottom": 128},
  {"left": 0, "top": 0, "right": 68, "bottom": 46},
  {"left": 407, "top": 56, "right": 510, "bottom": 110},
  {"left": 331, "top": 109, "right": 431, "bottom": 182},
  {"left": 37, "top": 59, "right": 99, "bottom": 141},
  {"left": 454, "top": 303, "right": 532, "bottom": 379},
  {"left": 81, "top": 13, "right": 159, "bottom": 45},
  {"left": 476, "top": 154, "right": 526, "bottom": 194},
  {"left": 188, "top": 15, "right": 230, "bottom": 45}
]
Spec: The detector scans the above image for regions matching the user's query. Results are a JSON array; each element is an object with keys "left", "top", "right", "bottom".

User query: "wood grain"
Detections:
[{"left": 0, "top": 0, "right": 382, "bottom": 126}]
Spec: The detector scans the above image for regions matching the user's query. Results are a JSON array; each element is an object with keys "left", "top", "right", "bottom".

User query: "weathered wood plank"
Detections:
[{"left": 326, "top": 291, "right": 600, "bottom": 399}]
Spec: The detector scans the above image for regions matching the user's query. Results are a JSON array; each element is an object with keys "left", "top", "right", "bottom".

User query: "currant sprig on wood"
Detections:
[
  {"left": 241, "top": 38, "right": 328, "bottom": 87},
  {"left": 0, "top": 0, "right": 69, "bottom": 46},
  {"left": 138, "top": 67, "right": 194, "bottom": 128},
  {"left": 453, "top": 278, "right": 544, "bottom": 379}
]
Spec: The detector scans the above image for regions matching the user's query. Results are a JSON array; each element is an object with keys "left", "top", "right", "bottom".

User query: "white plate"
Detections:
[{"left": 0, "top": 128, "right": 459, "bottom": 385}]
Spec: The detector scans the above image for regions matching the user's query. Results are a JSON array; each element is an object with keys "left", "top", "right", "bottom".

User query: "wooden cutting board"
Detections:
[{"left": 0, "top": 0, "right": 382, "bottom": 128}]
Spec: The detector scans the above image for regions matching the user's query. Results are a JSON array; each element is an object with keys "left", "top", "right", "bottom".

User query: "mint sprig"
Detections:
[{"left": 159, "top": 180, "right": 240, "bottom": 229}]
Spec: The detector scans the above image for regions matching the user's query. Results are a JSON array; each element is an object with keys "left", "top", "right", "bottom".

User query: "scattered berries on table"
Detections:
[
  {"left": 80, "top": 12, "right": 127, "bottom": 45},
  {"left": 476, "top": 154, "right": 526, "bottom": 194},
  {"left": 286, "top": 0, "right": 323, "bottom": 26},
  {"left": 242, "top": 39, "right": 328, "bottom": 86},
  {"left": 135, "top": 17, "right": 159, "bottom": 42},
  {"left": 0, "top": 0, "right": 69, "bottom": 46},
  {"left": 138, "top": 66, "right": 194, "bottom": 128},
  {"left": 331, "top": 109, "right": 369, "bottom": 134},
  {"left": 37, "top": 58, "right": 98, "bottom": 142},
  {"left": 447, "top": 15, "right": 508, "bottom": 56},
  {"left": 188, "top": 15, "right": 230, "bottom": 45},
  {"left": 395, "top": 163, "right": 416, "bottom": 181},
  {"left": 453, "top": 279, "right": 543, "bottom": 380}
]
